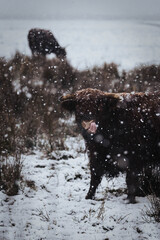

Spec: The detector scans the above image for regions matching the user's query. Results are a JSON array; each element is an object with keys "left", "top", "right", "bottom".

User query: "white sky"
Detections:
[{"left": 0, "top": 0, "right": 160, "bottom": 20}]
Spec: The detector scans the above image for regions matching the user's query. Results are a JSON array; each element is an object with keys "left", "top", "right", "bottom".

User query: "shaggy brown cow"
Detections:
[
  {"left": 28, "top": 28, "right": 66, "bottom": 58},
  {"left": 61, "top": 88, "right": 160, "bottom": 203}
]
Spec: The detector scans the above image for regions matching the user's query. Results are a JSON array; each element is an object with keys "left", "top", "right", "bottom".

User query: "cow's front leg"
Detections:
[
  {"left": 85, "top": 149, "right": 104, "bottom": 200},
  {"left": 85, "top": 168, "right": 102, "bottom": 199}
]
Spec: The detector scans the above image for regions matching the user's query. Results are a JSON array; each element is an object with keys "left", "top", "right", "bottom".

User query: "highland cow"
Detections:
[
  {"left": 28, "top": 28, "right": 66, "bottom": 58},
  {"left": 61, "top": 88, "right": 160, "bottom": 203}
]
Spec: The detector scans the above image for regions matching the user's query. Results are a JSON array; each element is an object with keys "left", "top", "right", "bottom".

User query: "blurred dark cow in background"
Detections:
[
  {"left": 28, "top": 28, "right": 66, "bottom": 58},
  {"left": 61, "top": 88, "right": 160, "bottom": 203}
]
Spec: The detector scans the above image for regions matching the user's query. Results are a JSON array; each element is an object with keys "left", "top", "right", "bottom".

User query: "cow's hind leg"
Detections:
[{"left": 126, "top": 170, "right": 138, "bottom": 203}]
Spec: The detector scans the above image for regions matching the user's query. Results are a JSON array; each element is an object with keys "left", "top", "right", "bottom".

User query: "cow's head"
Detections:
[
  {"left": 60, "top": 88, "right": 120, "bottom": 134},
  {"left": 56, "top": 47, "right": 66, "bottom": 58}
]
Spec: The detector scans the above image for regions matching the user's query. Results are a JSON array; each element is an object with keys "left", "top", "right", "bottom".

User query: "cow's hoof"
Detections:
[
  {"left": 85, "top": 193, "right": 94, "bottom": 200},
  {"left": 126, "top": 195, "right": 137, "bottom": 204}
]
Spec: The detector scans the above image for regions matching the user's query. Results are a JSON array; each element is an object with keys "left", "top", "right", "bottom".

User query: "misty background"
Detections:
[
  {"left": 0, "top": 0, "right": 160, "bottom": 70},
  {"left": 0, "top": 0, "right": 160, "bottom": 20}
]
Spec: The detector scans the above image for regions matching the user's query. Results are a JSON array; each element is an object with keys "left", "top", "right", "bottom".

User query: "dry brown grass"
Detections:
[{"left": 0, "top": 51, "right": 160, "bottom": 196}]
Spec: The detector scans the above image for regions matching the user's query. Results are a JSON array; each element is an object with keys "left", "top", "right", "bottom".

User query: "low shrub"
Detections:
[{"left": 0, "top": 153, "right": 22, "bottom": 196}]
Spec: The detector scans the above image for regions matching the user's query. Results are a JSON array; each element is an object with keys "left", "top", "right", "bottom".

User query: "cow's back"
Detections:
[{"left": 28, "top": 28, "right": 55, "bottom": 55}]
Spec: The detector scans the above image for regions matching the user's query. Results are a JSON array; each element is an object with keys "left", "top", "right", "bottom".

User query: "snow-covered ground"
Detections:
[
  {"left": 0, "top": 136, "right": 159, "bottom": 240},
  {"left": 1, "top": 19, "right": 160, "bottom": 70}
]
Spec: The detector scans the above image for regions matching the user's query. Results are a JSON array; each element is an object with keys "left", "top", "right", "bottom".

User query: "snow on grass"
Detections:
[{"left": 0, "top": 136, "right": 160, "bottom": 240}]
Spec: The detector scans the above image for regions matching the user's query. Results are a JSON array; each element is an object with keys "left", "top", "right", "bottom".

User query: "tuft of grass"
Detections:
[
  {"left": 0, "top": 153, "right": 22, "bottom": 196},
  {"left": 25, "top": 180, "right": 37, "bottom": 190},
  {"left": 142, "top": 194, "right": 160, "bottom": 223}
]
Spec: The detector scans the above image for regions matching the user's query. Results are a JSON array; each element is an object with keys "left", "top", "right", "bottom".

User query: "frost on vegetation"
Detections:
[
  {"left": 22, "top": 86, "right": 32, "bottom": 99},
  {"left": 9, "top": 66, "right": 13, "bottom": 72},
  {"left": 59, "top": 116, "right": 76, "bottom": 128},
  {"left": 12, "top": 79, "right": 21, "bottom": 94},
  {"left": 32, "top": 79, "right": 43, "bottom": 87}
]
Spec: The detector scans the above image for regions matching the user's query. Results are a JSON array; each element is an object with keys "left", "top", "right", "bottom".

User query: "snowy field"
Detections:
[
  {"left": 0, "top": 18, "right": 160, "bottom": 240},
  {"left": 0, "top": 136, "right": 160, "bottom": 240},
  {"left": 1, "top": 19, "right": 160, "bottom": 70}
]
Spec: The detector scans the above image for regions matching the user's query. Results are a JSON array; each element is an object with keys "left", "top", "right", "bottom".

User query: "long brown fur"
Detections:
[{"left": 61, "top": 88, "right": 160, "bottom": 203}]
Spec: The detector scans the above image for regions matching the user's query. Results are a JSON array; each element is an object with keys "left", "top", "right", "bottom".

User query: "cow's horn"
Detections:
[
  {"left": 60, "top": 94, "right": 75, "bottom": 102},
  {"left": 104, "top": 92, "right": 121, "bottom": 99}
]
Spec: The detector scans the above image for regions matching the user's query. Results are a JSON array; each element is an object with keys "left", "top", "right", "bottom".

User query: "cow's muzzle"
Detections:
[{"left": 82, "top": 120, "right": 97, "bottom": 134}]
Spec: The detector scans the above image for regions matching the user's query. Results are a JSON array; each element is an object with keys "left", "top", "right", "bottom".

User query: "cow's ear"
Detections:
[
  {"left": 101, "top": 93, "right": 120, "bottom": 108},
  {"left": 60, "top": 94, "right": 76, "bottom": 112}
]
